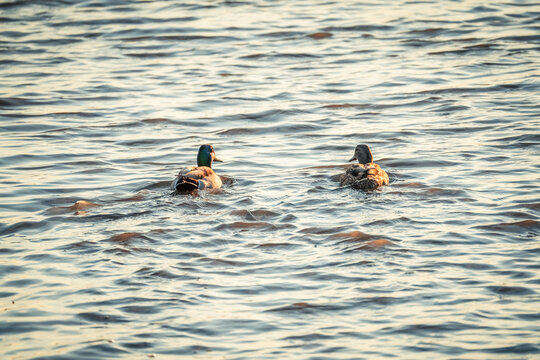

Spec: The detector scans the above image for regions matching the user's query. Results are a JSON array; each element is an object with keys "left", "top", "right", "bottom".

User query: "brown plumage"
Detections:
[
  {"left": 339, "top": 144, "right": 389, "bottom": 191},
  {"left": 171, "top": 144, "right": 223, "bottom": 192}
]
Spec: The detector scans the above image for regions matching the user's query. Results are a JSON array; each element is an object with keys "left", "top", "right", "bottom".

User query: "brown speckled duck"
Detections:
[{"left": 339, "top": 144, "right": 389, "bottom": 191}]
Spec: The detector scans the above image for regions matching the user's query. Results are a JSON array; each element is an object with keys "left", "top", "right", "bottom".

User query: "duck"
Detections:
[
  {"left": 339, "top": 144, "right": 389, "bottom": 191},
  {"left": 171, "top": 144, "right": 223, "bottom": 192}
]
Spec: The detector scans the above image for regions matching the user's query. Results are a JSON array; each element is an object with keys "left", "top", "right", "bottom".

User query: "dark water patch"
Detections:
[
  {"left": 104, "top": 232, "right": 155, "bottom": 246},
  {"left": 61, "top": 210, "right": 154, "bottom": 223},
  {"left": 0, "top": 247, "right": 23, "bottom": 255},
  {"left": 198, "top": 256, "right": 251, "bottom": 267},
  {"left": 491, "top": 270, "right": 535, "bottom": 280},
  {"left": 161, "top": 323, "right": 219, "bottom": 337},
  {"left": 340, "top": 130, "right": 419, "bottom": 142},
  {"left": 469, "top": 15, "right": 511, "bottom": 25},
  {"left": 475, "top": 220, "right": 539, "bottom": 233},
  {"left": 0, "top": 320, "right": 79, "bottom": 335},
  {"left": 486, "top": 285, "right": 535, "bottom": 296},
  {"left": 489, "top": 133, "right": 540, "bottom": 145},
  {"left": 260, "top": 31, "right": 305, "bottom": 38},
  {"left": 0, "top": 1, "right": 31, "bottom": 10},
  {"left": 134, "top": 267, "right": 185, "bottom": 280},
  {"left": 50, "top": 14, "right": 196, "bottom": 27},
  {"left": 307, "top": 32, "right": 333, "bottom": 39},
  {"left": 140, "top": 117, "right": 173, "bottom": 124},
  {"left": 420, "top": 261, "right": 496, "bottom": 271},
  {"left": 426, "top": 104, "right": 471, "bottom": 114},
  {"left": 2, "top": 278, "right": 41, "bottom": 287},
  {"left": 121, "top": 341, "right": 153, "bottom": 350},
  {"left": 401, "top": 38, "right": 438, "bottom": 48},
  {"left": 322, "top": 103, "right": 366, "bottom": 109},
  {"left": 119, "top": 305, "right": 161, "bottom": 315},
  {"left": 483, "top": 343, "right": 540, "bottom": 354},
  {"left": 48, "top": 111, "right": 100, "bottom": 118},
  {"left": 242, "top": 51, "right": 320, "bottom": 60},
  {"left": 229, "top": 108, "right": 296, "bottom": 122},
  {"left": 497, "top": 34, "right": 540, "bottom": 43},
  {"left": 390, "top": 181, "right": 426, "bottom": 188},
  {"left": 117, "top": 137, "right": 178, "bottom": 146},
  {"left": 0, "top": 291, "right": 16, "bottom": 298},
  {"left": 125, "top": 51, "right": 177, "bottom": 58},
  {"left": 21, "top": 37, "right": 83, "bottom": 47},
  {"left": 383, "top": 321, "right": 489, "bottom": 336},
  {"left": 56, "top": 240, "right": 99, "bottom": 254},
  {"left": 110, "top": 245, "right": 158, "bottom": 255},
  {"left": 419, "top": 187, "right": 469, "bottom": 198},
  {"left": 253, "top": 242, "right": 300, "bottom": 250},
  {"left": 282, "top": 332, "right": 335, "bottom": 342},
  {"left": 70, "top": 296, "right": 163, "bottom": 309},
  {"left": 402, "top": 344, "right": 466, "bottom": 355},
  {"left": 332, "top": 230, "right": 380, "bottom": 241},
  {"left": 515, "top": 312, "right": 540, "bottom": 321},
  {"left": 321, "top": 100, "right": 431, "bottom": 110},
  {"left": 429, "top": 44, "right": 501, "bottom": 56},
  {"left": 406, "top": 27, "right": 447, "bottom": 36},
  {"left": 300, "top": 226, "right": 347, "bottom": 235},
  {"left": 0, "top": 59, "right": 26, "bottom": 66},
  {"left": 323, "top": 24, "right": 395, "bottom": 32},
  {"left": 230, "top": 209, "right": 280, "bottom": 220},
  {"left": 0, "top": 220, "right": 50, "bottom": 236},
  {"left": 0, "top": 97, "right": 43, "bottom": 108},
  {"left": 113, "top": 190, "right": 153, "bottom": 202},
  {"left": 267, "top": 302, "right": 338, "bottom": 313},
  {"left": 343, "top": 239, "right": 398, "bottom": 252},
  {"left": 0, "top": 30, "right": 30, "bottom": 39},
  {"left": 521, "top": 202, "right": 540, "bottom": 211},
  {"left": 0, "top": 122, "right": 65, "bottom": 134},
  {"left": 354, "top": 296, "right": 408, "bottom": 307},
  {"left": 136, "top": 181, "right": 170, "bottom": 191},
  {"left": 60, "top": 343, "right": 130, "bottom": 359},
  {"left": 77, "top": 312, "right": 130, "bottom": 324},
  {"left": 120, "top": 34, "right": 239, "bottom": 42},
  {"left": 382, "top": 158, "right": 457, "bottom": 168},
  {"left": 364, "top": 216, "right": 415, "bottom": 226},
  {"left": 412, "top": 83, "right": 522, "bottom": 95},
  {"left": 216, "top": 221, "right": 290, "bottom": 231}
]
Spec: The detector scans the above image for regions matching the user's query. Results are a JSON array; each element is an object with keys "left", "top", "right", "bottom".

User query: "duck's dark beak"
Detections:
[
  {"left": 348, "top": 155, "right": 357, "bottom": 162},
  {"left": 213, "top": 154, "right": 223, "bottom": 162}
]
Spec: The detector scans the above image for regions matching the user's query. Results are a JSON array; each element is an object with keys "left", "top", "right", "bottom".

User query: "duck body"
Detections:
[
  {"left": 171, "top": 144, "right": 223, "bottom": 192},
  {"left": 339, "top": 144, "right": 389, "bottom": 191}
]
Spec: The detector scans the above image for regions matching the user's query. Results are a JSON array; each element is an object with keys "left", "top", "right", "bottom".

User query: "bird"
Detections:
[
  {"left": 171, "top": 144, "right": 223, "bottom": 192},
  {"left": 339, "top": 144, "right": 389, "bottom": 191}
]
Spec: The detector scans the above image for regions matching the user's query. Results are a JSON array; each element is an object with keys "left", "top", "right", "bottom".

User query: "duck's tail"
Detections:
[{"left": 172, "top": 176, "right": 199, "bottom": 192}]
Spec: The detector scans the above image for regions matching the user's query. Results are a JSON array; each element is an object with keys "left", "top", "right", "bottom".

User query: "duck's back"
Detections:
[
  {"left": 341, "top": 163, "right": 388, "bottom": 191},
  {"left": 185, "top": 166, "right": 222, "bottom": 189}
]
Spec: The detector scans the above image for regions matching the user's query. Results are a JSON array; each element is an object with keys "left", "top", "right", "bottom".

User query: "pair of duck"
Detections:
[{"left": 171, "top": 144, "right": 389, "bottom": 193}]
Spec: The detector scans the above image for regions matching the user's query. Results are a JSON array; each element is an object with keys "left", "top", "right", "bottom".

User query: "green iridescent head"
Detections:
[{"left": 197, "top": 144, "right": 222, "bottom": 167}]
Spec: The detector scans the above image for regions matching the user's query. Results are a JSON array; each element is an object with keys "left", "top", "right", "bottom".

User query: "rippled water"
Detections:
[{"left": 1, "top": 0, "right": 539, "bottom": 359}]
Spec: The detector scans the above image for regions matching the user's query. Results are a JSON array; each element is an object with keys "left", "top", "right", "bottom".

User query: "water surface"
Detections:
[{"left": 1, "top": 0, "right": 539, "bottom": 359}]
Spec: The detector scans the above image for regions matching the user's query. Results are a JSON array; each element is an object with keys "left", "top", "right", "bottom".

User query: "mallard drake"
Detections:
[
  {"left": 339, "top": 144, "right": 389, "bottom": 191},
  {"left": 171, "top": 144, "right": 223, "bottom": 192}
]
